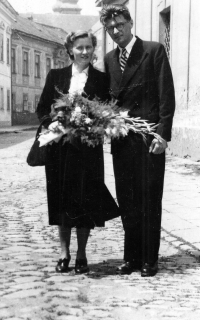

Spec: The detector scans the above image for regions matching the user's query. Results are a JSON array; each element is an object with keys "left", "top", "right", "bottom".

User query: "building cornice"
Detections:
[
  {"left": 95, "top": 0, "right": 127, "bottom": 6},
  {"left": 0, "top": 3, "right": 17, "bottom": 22},
  {"left": 12, "top": 29, "right": 65, "bottom": 47}
]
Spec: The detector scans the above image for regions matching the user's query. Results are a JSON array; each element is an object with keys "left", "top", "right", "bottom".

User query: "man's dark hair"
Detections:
[{"left": 100, "top": 4, "right": 132, "bottom": 25}]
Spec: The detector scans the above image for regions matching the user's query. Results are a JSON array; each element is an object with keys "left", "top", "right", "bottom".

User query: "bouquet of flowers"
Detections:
[{"left": 38, "top": 91, "right": 161, "bottom": 147}]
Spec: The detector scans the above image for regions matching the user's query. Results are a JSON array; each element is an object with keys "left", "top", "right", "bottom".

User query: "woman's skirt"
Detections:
[{"left": 45, "top": 140, "right": 119, "bottom": 228}]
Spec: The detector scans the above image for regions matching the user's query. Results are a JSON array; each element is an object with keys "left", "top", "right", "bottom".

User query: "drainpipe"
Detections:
[
  {"left": 187, "top": 0, "right": 191, "bottom": 109},
  {"left": 11, "top": 32, "right": 13, "bottom": 126}
]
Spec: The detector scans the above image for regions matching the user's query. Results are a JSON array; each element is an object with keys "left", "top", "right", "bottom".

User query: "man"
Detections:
[{"left": 100, "top": 4, "right": 175, "bottom": 277}]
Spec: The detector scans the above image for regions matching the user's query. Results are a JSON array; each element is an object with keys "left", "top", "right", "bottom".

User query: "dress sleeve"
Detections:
[{"left": 36, "top": 70, "right": 55, "bottom": 124}]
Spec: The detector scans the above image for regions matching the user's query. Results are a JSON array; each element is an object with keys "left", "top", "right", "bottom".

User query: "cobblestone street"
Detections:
[{"left": 0, "top": 132, "right": 200, "bottom": 320}]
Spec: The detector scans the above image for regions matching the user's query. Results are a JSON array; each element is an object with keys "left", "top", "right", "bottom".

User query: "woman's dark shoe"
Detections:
[
  {"left": 116, "top": 260, "right": 141, "bottom": 275},
  {"left": 56, "top": 256, "right": 71, "bottom": 273},
  {"left": 141, "top": 261, "right": 158, "bottom": 277},
  {"left": 75, "top": 258, "right": 89, "bottom": 274}
]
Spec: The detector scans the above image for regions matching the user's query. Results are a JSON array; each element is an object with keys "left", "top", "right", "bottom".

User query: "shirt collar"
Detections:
[
  {"left": 72, "top": 63, "right": 89, "bottom": 76},
  {"left": 119, "top": 35, "right": 137, "bottom": 55}
]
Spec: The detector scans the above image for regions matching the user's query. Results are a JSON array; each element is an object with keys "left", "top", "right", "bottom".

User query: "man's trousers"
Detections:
[{"left": 112, "top": 133, "right": 165, "bottom": 264}]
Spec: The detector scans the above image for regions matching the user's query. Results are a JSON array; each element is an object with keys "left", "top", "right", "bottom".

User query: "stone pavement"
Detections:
[{"left": 0, "top": 135, "right": 200, "bottom": 320}]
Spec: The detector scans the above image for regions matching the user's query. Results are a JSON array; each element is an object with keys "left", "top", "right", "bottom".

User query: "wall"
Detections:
[
  {"left": 0, "top": 4, "right": 15, "bottom": 127},
  {"left": 92, "top": 20, "right": 105, "bottom": 71},
  {"left": 130, "top": 0, "right": 200, "bottom": 160}
]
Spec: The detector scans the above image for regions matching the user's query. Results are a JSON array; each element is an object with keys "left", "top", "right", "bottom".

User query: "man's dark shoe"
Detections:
[
  {"left": 75, "top": 258, "right": 89, "bottom": 274},
  {"left": 56, "top": 256, "right": 71, "bottom": 273},
  {"left": 116, "top": 261, "right": 141, "bottom": 275},
  {"left": 141, "top": 261, "right": 158, "bottom": 277}
]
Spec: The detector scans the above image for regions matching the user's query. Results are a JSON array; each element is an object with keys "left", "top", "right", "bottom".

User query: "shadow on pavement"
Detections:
[{"left": 86, "top": 252, "right": 200, "bottom": 278}]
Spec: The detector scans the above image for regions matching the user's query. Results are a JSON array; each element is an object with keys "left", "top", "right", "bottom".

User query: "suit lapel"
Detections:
[
  {"left": 111, "top": 47, "right": 122, "bottom": 83},
  {"left": 105, "top": 48, "right": 122, "bottom": 99},
  {"left": 117, "top": 37, "right": 149, "bottom": 97},
  {"left": 57, "top": 65, "right": 72, "bottom": 94},
  {"left": 63, "top": 65, "right": 72, "bottom": 93},
  {"left": 84, "top": 63, "right": 95, "bottom": 97}
]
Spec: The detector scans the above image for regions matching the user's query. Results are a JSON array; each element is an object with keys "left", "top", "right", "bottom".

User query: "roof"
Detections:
[
  {"left": 12, "top": 15, "right": 68, "bottom": 45},
  {"left": 0, "top": 0, "right": 18, "bottom": 15},
  {"left": 20, "top": 13, "right": 99, "bottom": 33}
]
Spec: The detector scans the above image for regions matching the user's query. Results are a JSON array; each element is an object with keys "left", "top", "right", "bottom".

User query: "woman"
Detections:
[{"left": 36, "top": 31, "right": 119, "bottom": 274}]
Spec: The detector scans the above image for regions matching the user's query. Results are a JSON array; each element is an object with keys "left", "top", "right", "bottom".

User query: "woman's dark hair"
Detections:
[
  {"left": 64, "top": 30, "right": 97, "bottom": 60},
  {"left": 100, "top": 4, "right": 132, "bottom": 25}
]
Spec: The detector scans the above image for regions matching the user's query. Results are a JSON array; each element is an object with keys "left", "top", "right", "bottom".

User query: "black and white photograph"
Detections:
[{"left": 0, "top": 0, "right": 200, "bottom": 319}]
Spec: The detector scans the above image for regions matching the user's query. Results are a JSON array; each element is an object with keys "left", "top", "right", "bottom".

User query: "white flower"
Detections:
[
  {"left": 85, "top": 117, "right": 92, "bottom": 124},
  {"left": 70, "top": 111, "right": 76, "bottom": 121},
  {"left": 102, "top": 111, "right": 110, "bottom": 117},
  {"left": 111, "top": 119, "right": 117, "bottom": 125},
  {"left": 74, "top": 106, "right": 82, "bottom": 113},
  {"left": 120, "top": 127, "right": 128, "bottom": 136},
  {"left": 111, "top": 127, "right": 117, "bottom": 135},
  {"left": 119, "top": 110, "right": 129, "bottom": 117},
  {"left": 75, "top": 117, "right": 81, "bottom": 125},
  {"left": 105, "top": 127, "right": 111, "bottom": 135}
]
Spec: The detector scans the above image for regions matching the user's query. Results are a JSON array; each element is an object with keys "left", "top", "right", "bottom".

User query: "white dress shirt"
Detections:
[
  {"left": 118, "top": 35, "right": 137, "bottom": 60},
  {"left": 68, "top": 64, "right": 89, "bottom": 97}
]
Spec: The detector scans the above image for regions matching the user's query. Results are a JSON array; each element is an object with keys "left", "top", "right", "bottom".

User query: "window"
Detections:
[
  {"left": 12, "top": 92, "right": 16, "bottom": 111},
  {"left": 23, "top": 94, "right": 28, "bottom": 111},
  {"left": 35, "top": 95, "right": 40, "bottom": 111},
  {"left": 159, "top": 8, "right": 171, "bottom": 60},
  {"left": 11, "top": 48, "right": 16, "bottom": 73},
  {"left": 58, "top": 60, "right": 64, "bottom": 69},
  {"left": 46, "top": 57, "right": 51, "bottom": 75},
  {"left": 7, "top": 90, "right": 10, "bottom": 110},
  {"left": 7, "top": 38, "right": 9, "bottom": 64},
  {"left": 0, "top": 88, "right": 4, "bottom": 109},
  {"left": 35, "top": 54, "right": 40, "bottom": 78},
  {"left": 0, "top": 34, "right": 3, "bottom": 61},
  {"left": 23, "top": 51, "right": 29, "bottom": 75}
]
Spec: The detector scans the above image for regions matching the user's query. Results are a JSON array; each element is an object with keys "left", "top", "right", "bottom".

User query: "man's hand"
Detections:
[{"left": 149, "top": 138, "right": 168, "bottom": 154}]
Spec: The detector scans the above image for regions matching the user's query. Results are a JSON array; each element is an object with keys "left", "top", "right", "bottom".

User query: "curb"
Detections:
[{"left": 0, "top": 126, "right": 38, "bottom": 135}]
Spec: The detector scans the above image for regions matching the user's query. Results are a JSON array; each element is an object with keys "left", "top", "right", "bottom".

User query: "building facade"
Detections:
[
  {"left": 11, "top": 16, "right": 69, "bottom": 125},
  {"left": 0, "top": 0, "right": 16, "bottom": 127},
  {"left": 95, "top": 0, "right": 200, "bottom": 160}
]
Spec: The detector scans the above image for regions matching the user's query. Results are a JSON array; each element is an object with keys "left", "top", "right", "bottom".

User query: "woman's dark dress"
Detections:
[{"left": 36, "top": 64, "right": 119, "bottom": 228}]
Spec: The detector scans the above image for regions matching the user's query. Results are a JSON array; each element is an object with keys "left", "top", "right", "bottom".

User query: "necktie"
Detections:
[{"left": 120, "top": 48, "right": 128, "bottom": 72}]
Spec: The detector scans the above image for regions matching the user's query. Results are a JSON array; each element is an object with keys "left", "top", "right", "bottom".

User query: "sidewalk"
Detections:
[{"left": 104, "top": 144, "right": 200, "bottom": 256}]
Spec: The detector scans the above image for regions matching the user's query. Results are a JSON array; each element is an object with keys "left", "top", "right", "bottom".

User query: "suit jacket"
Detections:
[
  {"left": 104, "top": 36, "right": 175, "bottom": 142},
  {"left": 36, "top": 63, "right": 110, "bottom": 122}
]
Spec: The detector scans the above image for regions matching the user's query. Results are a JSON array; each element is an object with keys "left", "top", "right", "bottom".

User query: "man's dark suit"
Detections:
[{"left": 104, "top": 36, "right": 175, "bottom": 264}]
